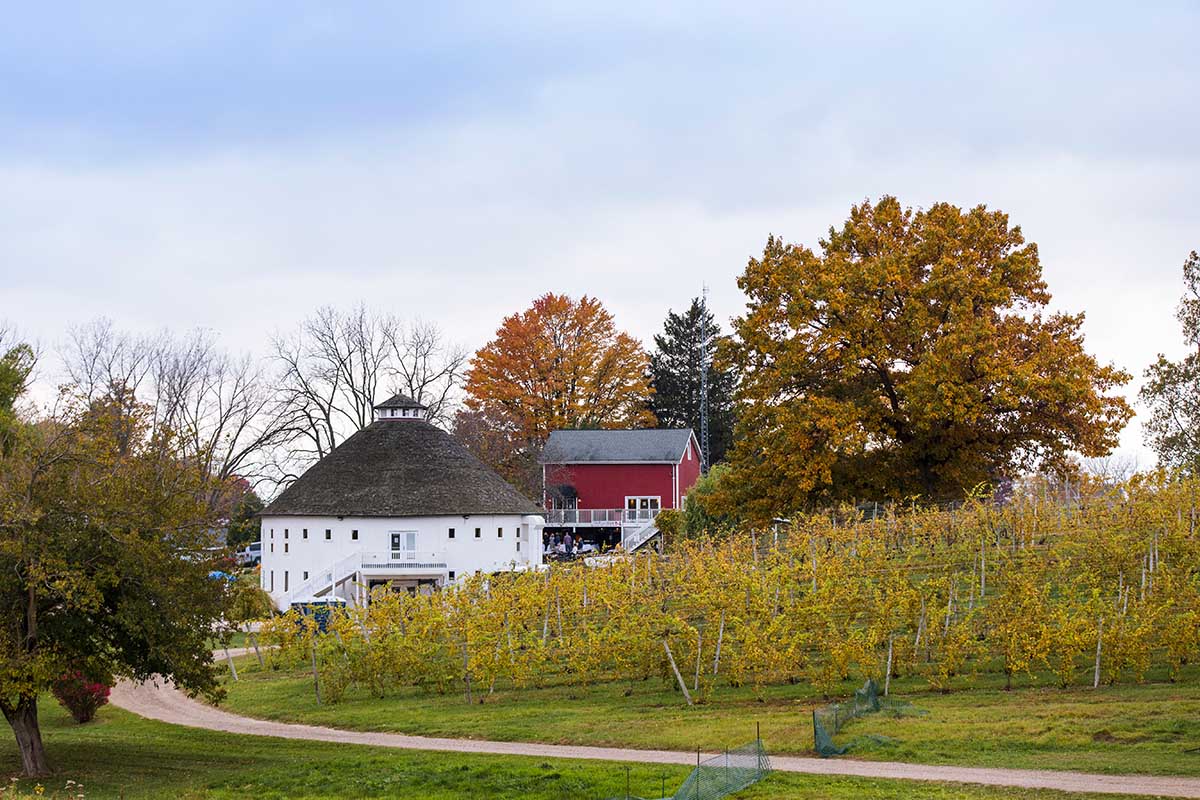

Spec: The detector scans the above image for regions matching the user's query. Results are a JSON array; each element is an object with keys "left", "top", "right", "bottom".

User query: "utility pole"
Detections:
[{"left": 699, "top": 284, "right": 711, "bottom": 473}]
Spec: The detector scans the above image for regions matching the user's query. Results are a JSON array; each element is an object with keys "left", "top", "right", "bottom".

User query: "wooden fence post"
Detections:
[
  {"left": 223, "top": 645, "right": 238, "bottom": 681},
  {"left": 712, "top": 611, "right": 725, "bottom": 676},
  {"left": 663, "top": 640, "right": 693, "bottom": 706},
  {"left": 310, "top": 641, "right": 321, "bottom": 705}
]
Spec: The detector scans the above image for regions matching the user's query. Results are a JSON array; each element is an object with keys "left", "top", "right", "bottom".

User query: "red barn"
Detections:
[{"left": 539, "top": 429, "right": 702, "bottom": 553}]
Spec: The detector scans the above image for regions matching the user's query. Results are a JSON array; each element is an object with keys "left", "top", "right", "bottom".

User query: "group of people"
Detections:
[{"left": 543, "top": 531, "right": 593, "bottom": 558}]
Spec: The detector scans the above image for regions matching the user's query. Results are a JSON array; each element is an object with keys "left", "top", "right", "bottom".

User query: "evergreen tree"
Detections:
[
  {"left": 225, "top": 486, "right": 266, "bottom": 549},
  {"left": 649, "top": 298, "right": 736, "bottom": 465}
]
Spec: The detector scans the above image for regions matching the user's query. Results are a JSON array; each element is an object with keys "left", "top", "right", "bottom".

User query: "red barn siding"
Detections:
[
  {"left": 677, "top": 440, "right": 702, "bottom": 505},
  {"left": 545, "top": 463, "right": 677, "bottom": 509},
  {"left": 544, "top": 435, "right": 704, "bottom": 511}
]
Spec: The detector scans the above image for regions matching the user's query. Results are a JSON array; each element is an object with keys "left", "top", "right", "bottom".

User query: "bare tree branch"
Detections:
[
  {"left": 61, "top": 322, "right": 289, "bottom": 513},
  {"left": 383, "top": 319, "right": 467, "bottom": 428},
  {"left": 269, "top": 305, "right": 467, "bottom": 485}
]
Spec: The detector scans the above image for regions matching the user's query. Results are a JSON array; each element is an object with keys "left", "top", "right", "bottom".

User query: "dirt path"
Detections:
[{"left": 110, "top": 663, "right": 1200, "bottom": 798}]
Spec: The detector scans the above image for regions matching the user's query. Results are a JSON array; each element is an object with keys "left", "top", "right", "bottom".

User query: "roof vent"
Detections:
[{"left": 373, "top": 393, "right": 429, "bottom": 421}]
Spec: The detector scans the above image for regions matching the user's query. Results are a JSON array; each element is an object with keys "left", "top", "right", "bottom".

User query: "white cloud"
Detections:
[{"left": 2, "top": 1, "right": 1197, "bottom": 467}]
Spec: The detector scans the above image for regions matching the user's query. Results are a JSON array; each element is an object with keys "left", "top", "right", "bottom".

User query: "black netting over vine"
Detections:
[
  {"left": 813, "top": 678, "right": 882, "bottom": 757},
  {"left": 601, "top": 738, "right": 771, "bottom": 800},
  {"left": 671, "top": 740, "right": 771, "bottom": 800}
]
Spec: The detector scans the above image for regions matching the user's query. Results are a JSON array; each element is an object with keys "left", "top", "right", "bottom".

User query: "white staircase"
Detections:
[
  {"left": 281, "top": 551, "right": 453, "bottom": 610},
  {"left": 284, "top": 551, "right": 362, "bottom": 608},
  {"left": 622, "top": 518, "right": 659, "bottom": 552}
]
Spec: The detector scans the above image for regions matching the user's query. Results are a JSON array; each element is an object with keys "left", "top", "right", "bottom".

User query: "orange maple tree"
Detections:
[{"left": 464, "top": 293, "right": 655, "bottom": 451}]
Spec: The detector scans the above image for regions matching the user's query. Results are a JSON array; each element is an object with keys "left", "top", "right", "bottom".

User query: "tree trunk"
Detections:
[{"left": 3, "top": 697, "right": 51, "bottom": 777}]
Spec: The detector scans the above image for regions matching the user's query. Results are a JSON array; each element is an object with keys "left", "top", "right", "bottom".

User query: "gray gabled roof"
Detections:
[
  {"left": 539, "top": 429, "right": 697, "bottom": 464},
  {"left": 263, "top": 420, "right": 540, "bottom": 518}
]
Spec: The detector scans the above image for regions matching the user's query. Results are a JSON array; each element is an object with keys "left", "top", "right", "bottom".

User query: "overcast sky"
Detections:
[{"left": 2, "top": 2, "right": 1197, "bottom": 464}]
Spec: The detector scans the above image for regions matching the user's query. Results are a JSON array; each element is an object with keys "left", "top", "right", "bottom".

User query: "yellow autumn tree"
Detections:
[{"left": 722, "top": 197, "right": 1132, "bottom": 521}]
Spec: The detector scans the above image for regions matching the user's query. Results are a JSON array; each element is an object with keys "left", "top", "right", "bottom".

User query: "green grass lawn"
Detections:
[
  {"left": 208, "top": 631, "right": 249, "bottom": 650},
  {"left": 217, "top": 655, "right": 1200, "bottom": 778},
  {"left": 0, "top": 701, "right": 1154, "bottom": 799}
]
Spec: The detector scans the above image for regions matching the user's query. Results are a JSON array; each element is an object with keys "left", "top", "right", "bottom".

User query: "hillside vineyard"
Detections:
[{"left": 261, "top": 474, "right": 1200, "bottom": 703}]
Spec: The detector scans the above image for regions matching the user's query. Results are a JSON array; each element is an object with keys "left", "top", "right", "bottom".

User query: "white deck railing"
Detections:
[
  {"left": 284, "top": 551, "right": 449, "bottom": 607},
  {"left": 544, "top": 508, "right": 661, "bottom": 526},
  {"left": 359, "top": 551, "right": 447, "bottom": 571}
]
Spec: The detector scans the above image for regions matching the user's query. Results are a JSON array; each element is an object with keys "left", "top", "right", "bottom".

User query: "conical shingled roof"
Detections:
[
  {"left": 373, "top": 392, "right": 427, "bottom": 410},
  {"left": 263, "top": 420, "right": 541, "bottom": 518}
]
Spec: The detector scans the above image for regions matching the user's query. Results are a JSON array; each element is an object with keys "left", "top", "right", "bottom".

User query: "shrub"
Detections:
[
  {"left": 51, "top": 671, "right": 112, "bottom": 723},
  {"left": 654, "top": 508, "right": 683, "bottom": 547}
]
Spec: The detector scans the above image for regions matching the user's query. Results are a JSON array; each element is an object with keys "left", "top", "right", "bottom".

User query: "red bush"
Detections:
[{"left": 51, "top": 671, "right": 112, "bottom": 723}]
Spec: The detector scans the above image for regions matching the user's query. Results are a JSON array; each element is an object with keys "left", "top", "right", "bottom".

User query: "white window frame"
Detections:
[
  {"left": 390, "top": 530, "right": 418, "bottom": 561},
  {"left": 624, "top": 496, "right": 661, "bottom": 522}
]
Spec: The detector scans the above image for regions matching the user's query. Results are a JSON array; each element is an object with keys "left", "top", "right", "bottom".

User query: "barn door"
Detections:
[
  {"left": 390, "top": 531, "right": 418, "bottom": 560},
  {"left": 625, "top": 497, "right": 661, "bottom": 522}
]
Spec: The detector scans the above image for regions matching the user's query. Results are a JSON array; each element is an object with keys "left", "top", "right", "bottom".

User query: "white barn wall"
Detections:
[{"left": 259, "top": 512, "right": 542, "bottom": 609}]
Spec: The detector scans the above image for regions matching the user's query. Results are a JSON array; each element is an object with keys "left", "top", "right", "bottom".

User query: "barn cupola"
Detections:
[{"left": 373, "top": 393, "right": 429, "bottom": 421}]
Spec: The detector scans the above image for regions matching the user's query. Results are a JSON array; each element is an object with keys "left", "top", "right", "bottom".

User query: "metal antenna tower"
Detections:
[{"left": 699, "top": 284, "right": 711, "bottom": 473}]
